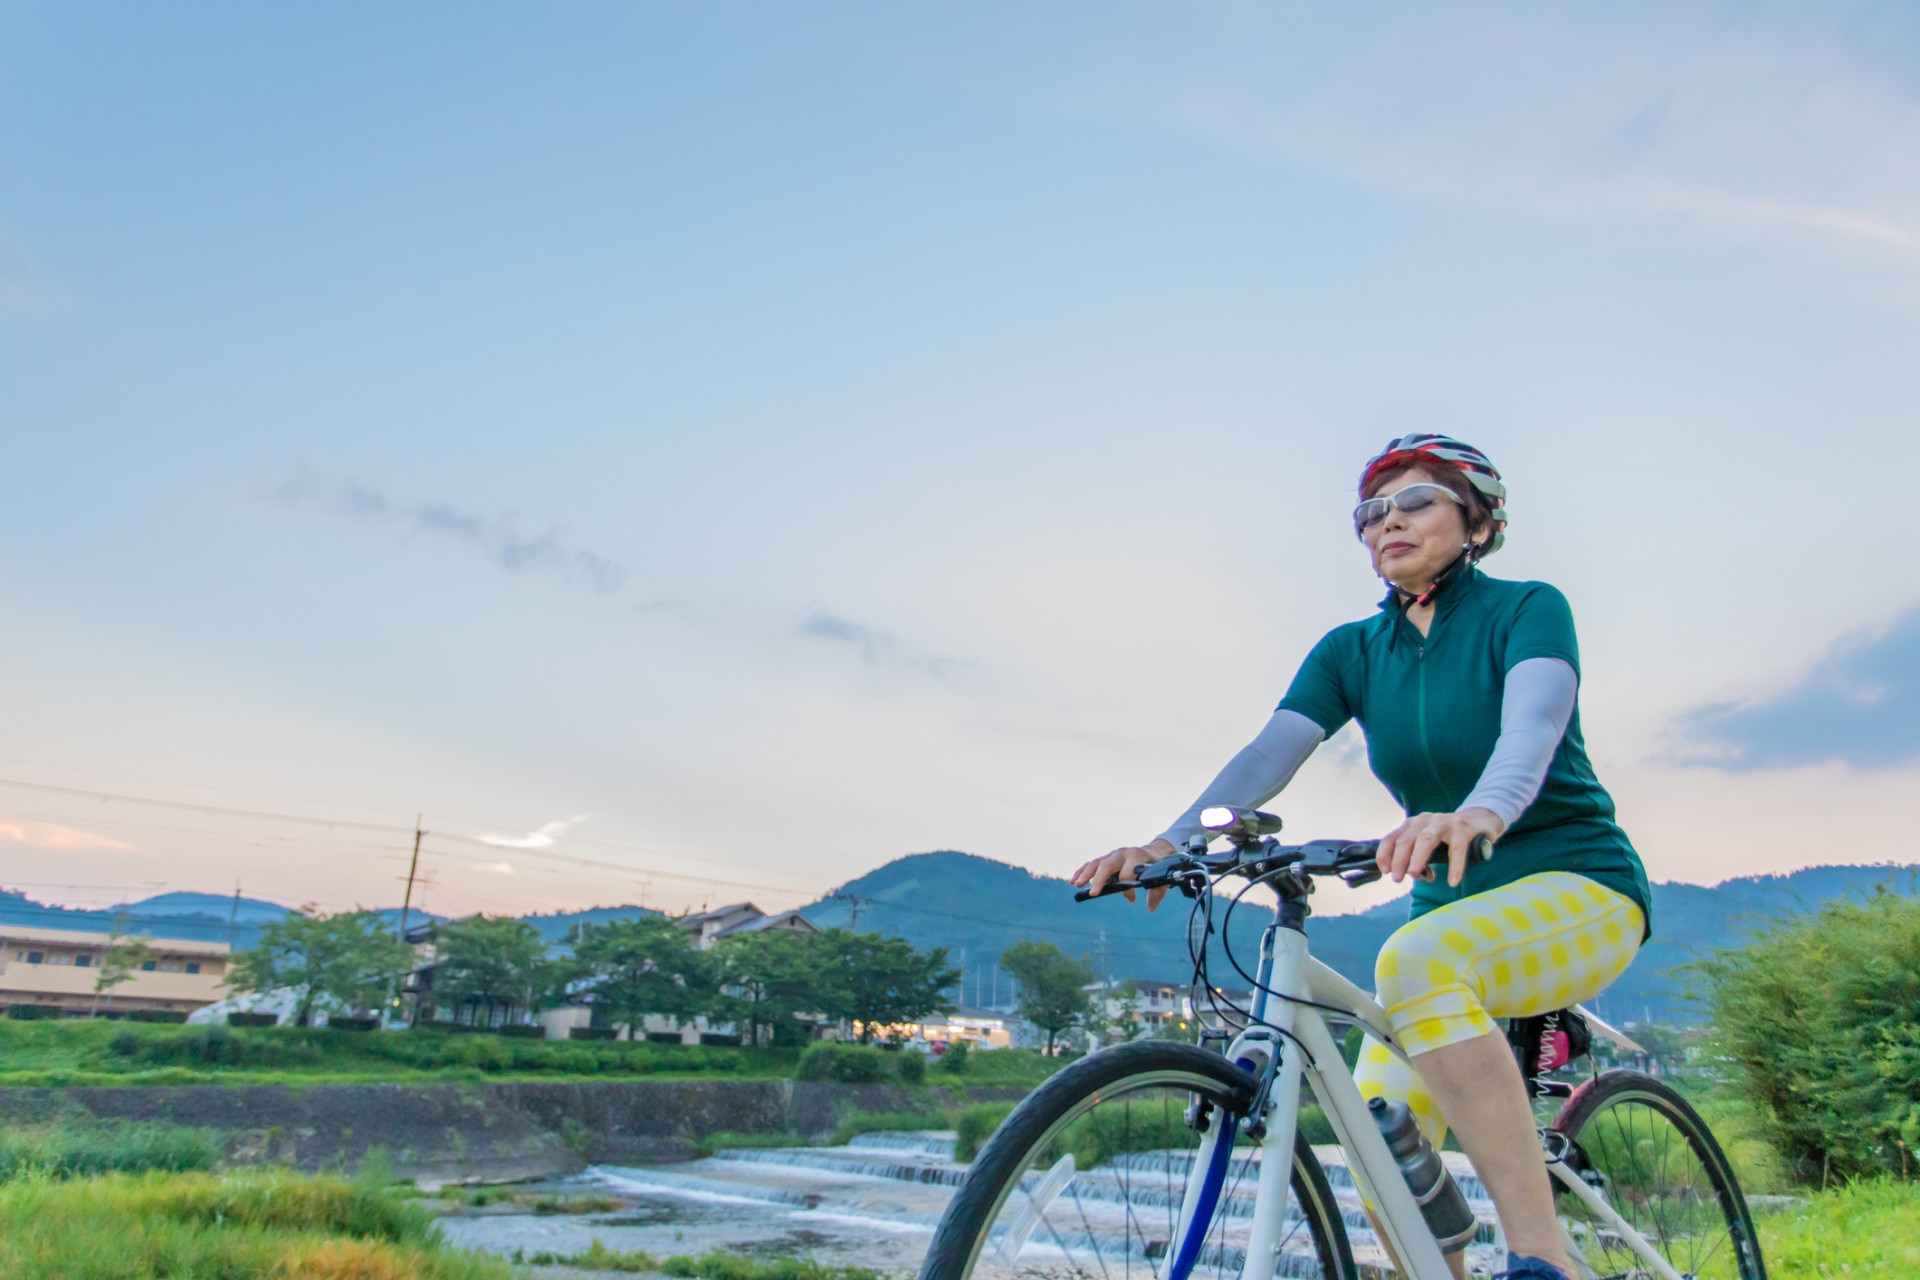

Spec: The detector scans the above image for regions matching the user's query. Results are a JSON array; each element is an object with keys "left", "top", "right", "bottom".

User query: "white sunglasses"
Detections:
[{"left": 1352, "top": 483, "right": 1463, "bottom": 533}]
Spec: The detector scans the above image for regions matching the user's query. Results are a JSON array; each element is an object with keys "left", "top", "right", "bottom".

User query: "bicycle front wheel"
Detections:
[
  {"left": 919, "top": 1041, "right": 1356, "bottom": 1280},
  {"left": 1551, "top": 1070, "right": 1765, "bottom": 1280}
]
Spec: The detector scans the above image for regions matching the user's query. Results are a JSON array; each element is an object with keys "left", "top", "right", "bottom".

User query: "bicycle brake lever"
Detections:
[{"left": 1417, "top": 833, "right": 1495, "bottom": 882}]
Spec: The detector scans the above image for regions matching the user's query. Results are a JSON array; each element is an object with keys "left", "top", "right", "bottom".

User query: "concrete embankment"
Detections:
[{"left": 0, "top": 1079, "right": 1025, "bottom": 1185}]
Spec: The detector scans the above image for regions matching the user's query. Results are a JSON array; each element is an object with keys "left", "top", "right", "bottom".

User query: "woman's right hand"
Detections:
[{"left": 1070, "top": 838, "right": 1177, "bottom": 910}]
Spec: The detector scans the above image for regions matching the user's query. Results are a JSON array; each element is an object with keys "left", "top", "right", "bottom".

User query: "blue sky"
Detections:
[{"left": 3, "top": 3, "right": 1917, "bottom": 919}]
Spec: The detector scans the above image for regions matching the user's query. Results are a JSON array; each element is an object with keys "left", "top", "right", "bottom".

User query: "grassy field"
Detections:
[
  {"left": 0, "top": 1169, "right": 513, "bottom": 1280},
  {"left": 0, "top": 1018, "right": 1061, "bottom": 1088},
  {"left": 1756, "top": 1180, "right": 1920, "bottom": 1278}
]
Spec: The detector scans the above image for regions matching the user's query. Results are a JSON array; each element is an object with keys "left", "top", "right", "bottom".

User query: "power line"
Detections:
[
  {"left": 0, "top": 775, "right": 814, "bottom": 898},
  {"left": 0, "top": 777, "right": 414, "bottom": 833}
]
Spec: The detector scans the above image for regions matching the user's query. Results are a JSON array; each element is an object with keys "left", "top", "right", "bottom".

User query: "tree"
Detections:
[
  {"left": 569, "top": 915, "right": 714, "bottom": 1033},
  {"left": 430, "top": 916, "right": 554, "bottom": 1027},
  {"left": 1000, "top": 940, "right": 1096, "bottom": 1055},
  {"left": 1089, "top": 978, "right": 1143, "bottom": 1046},
  {"left": 91, "top": 925, "right": 155, "bottom": 1015},
  {"left": 810, "top": 928, "right": 960, "bottom": 1042},
  {"left": 711, "top": 929, "right": 824, "bottom": 1047},
  {"left": 229, "top": 908, "right": 413, "bottom": 1026}
]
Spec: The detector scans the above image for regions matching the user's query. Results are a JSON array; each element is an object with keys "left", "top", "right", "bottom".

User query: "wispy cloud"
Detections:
[
  {"left": 478, "top": 815, "right": 590, "bottom": 850},
  {"left": 0, "top": 821, "right": 136, "bottom": 851},
  {"left": 276, "top": 471, "right": 627, "bottom": 593},
  {"left": 1664, "top": 604, "right": 1920, "bottom": 771},
  {"left": 799, "top": 610, "right": 965, "bottom": 677},
  {"left": 1081, "top": 7, "right": 1920, "bottom": 275}
]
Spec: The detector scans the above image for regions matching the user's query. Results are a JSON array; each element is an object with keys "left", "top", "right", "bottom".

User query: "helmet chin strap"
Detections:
[{"left": 1398, "top": 544, "right": 1476, "bottom": 609}]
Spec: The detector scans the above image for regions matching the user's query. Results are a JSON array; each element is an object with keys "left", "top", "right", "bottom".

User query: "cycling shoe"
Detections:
[{"left": 1494, "top": 1256, "right": 1574, "bottom": 1280}]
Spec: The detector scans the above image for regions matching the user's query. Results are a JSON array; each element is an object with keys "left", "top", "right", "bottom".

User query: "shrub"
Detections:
[
  {"left": 226, "top": 1012, "right": 277, "bottom": 1028},
  {"left": 796, "top": 1042, "right": 889, "bottom": 1083},
  {"left": 496, "top": 1024, "right": 544, "bottom": 1039},
  {"left": 6, "top": 1006, "right": 63, "bottom": 1021},
  {"left": 0, "top": 1121, "right": 222, "bottom": 1180},
  {"left": 939, "top": 1039, "right": 971, "bottom": 1073},
  {"left": 955, "top": 1101, "right": 1018, "bottom": 1161},
  {"left": 571, "top": 1026, "right": 619, "bottom": 1041},
  {"left": 1693, "top": 887, "right": 1920, "bottom": 1182},
  {"left": 895, "top": 1051, "right": 926, "bottom": 1084}
]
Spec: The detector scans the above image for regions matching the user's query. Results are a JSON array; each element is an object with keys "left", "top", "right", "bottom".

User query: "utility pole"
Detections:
[
  {"left": 227, "top": 881, "right": 242, "bottom": 949},
  {"left": 397, "top": 816, "right": 426, "bottom": 941},
  {"left": 838, "top": 893, "right": 872, "bottom": 931}
]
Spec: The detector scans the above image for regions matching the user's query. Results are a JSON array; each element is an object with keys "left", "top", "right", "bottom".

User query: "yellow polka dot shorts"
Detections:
[{"left": 1353, "top": 871, "right": 1643, "bottom": 1145}]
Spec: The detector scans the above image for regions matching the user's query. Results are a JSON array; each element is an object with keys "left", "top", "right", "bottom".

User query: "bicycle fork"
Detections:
[
  {"left": 1160, "top": 921, "right": 1308, "bottom": 1280},
  {"left": 1165, "top": 919, "right": 1462, "bottom": 1280}
]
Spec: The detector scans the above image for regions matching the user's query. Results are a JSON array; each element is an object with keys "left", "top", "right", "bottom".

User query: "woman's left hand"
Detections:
[{"left": 1377, "top": 808, "right": 1507, "bottom": 886}]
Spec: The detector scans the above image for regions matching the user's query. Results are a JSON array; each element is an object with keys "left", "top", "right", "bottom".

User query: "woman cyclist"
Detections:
[{"left": 1072, "top": 435, "right": 1651, "bottom": 1280}]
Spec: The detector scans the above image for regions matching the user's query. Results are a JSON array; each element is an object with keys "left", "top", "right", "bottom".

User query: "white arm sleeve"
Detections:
[
  {"left": 1154, "top": 709, "right": 1325, "bottom": 849},
  {"left": 1459, "top": 657, "right": 1579, "bottom": 828}
]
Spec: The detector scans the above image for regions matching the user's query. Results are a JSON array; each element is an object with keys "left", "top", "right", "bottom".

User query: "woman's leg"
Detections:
[{"left": 1357, "top": 873, "right": 1644, "bottom": 1276}]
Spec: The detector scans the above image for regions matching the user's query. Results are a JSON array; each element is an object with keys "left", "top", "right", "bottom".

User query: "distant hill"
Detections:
[
  {"left": 802, "top": 852, "right": 1920, "bottom": 1024},
  {"left": 517, "top": 905, "right": 657, "bottom": 942},
  {"left": 0, "top": 885, "right": 653, "bottom": 951},
  {"left": 0, "top": 890, "right": 442, "bottom": 952}
]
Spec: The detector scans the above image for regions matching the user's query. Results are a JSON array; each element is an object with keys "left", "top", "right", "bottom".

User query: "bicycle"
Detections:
[{"left": 918, "top": 807, "right": 1764, "bottom": 1280}]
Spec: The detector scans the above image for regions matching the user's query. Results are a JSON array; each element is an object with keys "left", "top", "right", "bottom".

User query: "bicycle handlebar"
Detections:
[{"left": 1072, "top": 831, "right": 1494, "bottom": 902}]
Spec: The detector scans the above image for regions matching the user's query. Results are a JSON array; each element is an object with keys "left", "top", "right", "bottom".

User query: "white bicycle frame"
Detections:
[{"left": 1169, "top": 912, "right": 1686, "bottom": 1280}]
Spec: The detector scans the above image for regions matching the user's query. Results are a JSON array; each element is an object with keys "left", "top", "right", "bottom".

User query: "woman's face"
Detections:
[{"left": 1361, "top": 467, "right": 1481, "bottom": 592}]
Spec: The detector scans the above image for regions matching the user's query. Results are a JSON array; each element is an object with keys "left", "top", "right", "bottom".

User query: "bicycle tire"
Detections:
[
  {"left": 1551, "top": 1069, "right": 1766, "bottom": 1280},
  {"left": 919, "top": 1041, "right": 1357, "bottom": 1280}
]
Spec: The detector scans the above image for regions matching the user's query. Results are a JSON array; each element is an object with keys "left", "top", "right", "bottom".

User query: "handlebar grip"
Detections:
[{"left": 1073, "top": 880, "right": 1140, "bottom": 902}]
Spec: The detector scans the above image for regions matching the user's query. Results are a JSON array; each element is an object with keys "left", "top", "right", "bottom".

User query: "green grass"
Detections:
[
  {"left": 1756, "top": 1180, "right": 1920, "bottom": 1278},
  {"left": 417, "top": 1186, "right": 623, "bottom": 1214},
  {"left": 0, "top": 1019, "right": 1069, "bottom": 1087},
  {"left": 0, "top": 1018, "right": 801, "bottom": 1084},
  {"left": 525, "top": 1239, "right": 888, "bottom": 1280},
  {"left": 932, "top": 1048, "right": 1060, "bottom": 1087},
  {"left": 0, "top": 1169, "right": 512, "bottom": 1279},
  {"left": 827, "top": 1108, "right": 955, "bottom": 1147},
  {"left": 0, "top": 1119, "right": 222, "bottom": 1179},
  {"left": 691, "top": 1130, "right": 809, "bottom": 1159}
]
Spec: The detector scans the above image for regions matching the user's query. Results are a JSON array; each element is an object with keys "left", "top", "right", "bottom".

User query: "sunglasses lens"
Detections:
[
  {"left": 1354, "top": 498, "right": 1390, "bottom": 529},
  {"left": 1395, "top": 486, "right": 1440, "bottom": 514}
]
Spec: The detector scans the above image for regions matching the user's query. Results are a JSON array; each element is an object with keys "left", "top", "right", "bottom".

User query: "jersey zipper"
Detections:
[{"left": 1415, "top": 642, "right": 1447, "bottom": 797}]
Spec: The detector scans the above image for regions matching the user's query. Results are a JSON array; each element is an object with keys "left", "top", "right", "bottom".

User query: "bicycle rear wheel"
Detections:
[
  {"left": 1551, "top": 1070, "right": 1765, "bottom": 1280},
  {"left": 919, "top": 1041, "right": 1355, "bottom": 1280}
]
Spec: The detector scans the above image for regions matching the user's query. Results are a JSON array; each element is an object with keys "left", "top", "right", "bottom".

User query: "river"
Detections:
[{"left": 438, "top": 1129, "right": 1500, "bottom": 1278}]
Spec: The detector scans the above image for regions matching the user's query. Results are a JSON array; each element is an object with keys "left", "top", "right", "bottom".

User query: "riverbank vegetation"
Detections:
[
  {"left": 0, "top": 1016, "right": 1062, "bottom": 1087},
  {"left": 0, "top": 1169, "right": 512, "bottom": 1280},
  {"left": 523, "top": 1239, "right": 886, "bottom": 1280}
]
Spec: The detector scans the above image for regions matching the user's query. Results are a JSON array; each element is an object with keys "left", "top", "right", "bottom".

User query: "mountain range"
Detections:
[
  {"left": 803, "top": 853, "right": 1920, "bottom": 1025},
  {"left": 6, "top": 855, "right": 1913, "bottom": 1025}
]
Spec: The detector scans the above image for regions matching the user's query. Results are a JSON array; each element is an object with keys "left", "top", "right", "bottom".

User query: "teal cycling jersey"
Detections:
[{"left": 1276, "top": 569, "right": 1653, "bottom": 936}]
